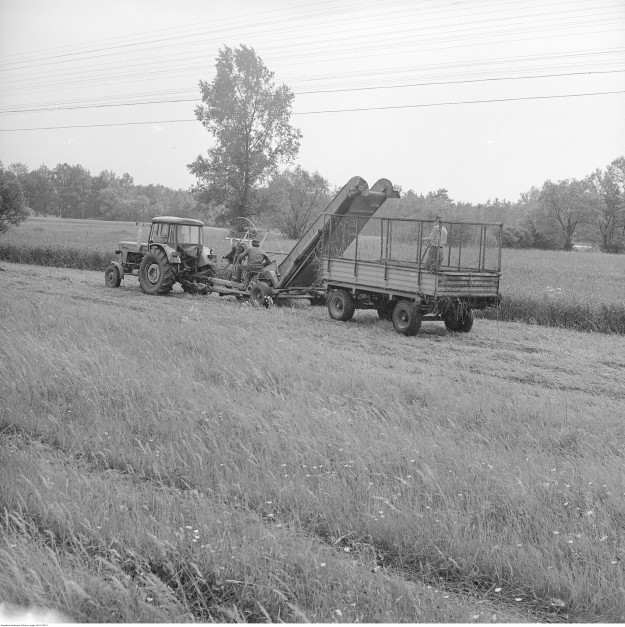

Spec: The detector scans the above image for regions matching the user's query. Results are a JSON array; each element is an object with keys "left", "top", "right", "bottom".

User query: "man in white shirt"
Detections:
[{"left": 424, "top": 215, "right": 448, "bottom": 270}]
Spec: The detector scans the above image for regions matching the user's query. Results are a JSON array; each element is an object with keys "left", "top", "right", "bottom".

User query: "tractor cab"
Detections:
[{"left": 149, "top": 216, "right": 205, "bottom": 259}]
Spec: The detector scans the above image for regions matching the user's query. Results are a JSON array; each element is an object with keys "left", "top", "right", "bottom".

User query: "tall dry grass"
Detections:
[
  {"left": 1, "top": 269, "right": 624, "bottom": 622},
  {"left": 480, "top": 248, "right": 625, "bottom": 333}
]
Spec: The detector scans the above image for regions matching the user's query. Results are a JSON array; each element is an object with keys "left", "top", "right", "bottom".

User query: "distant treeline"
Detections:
[
  {"left": 383, "top": 155, "right": 625, "bottom": 253},
  {"left": 4, "top": 163, "right": 199, "bottom": 223},
  {"left": 3, "top": 156, "right": 624, "bottom": 252}
]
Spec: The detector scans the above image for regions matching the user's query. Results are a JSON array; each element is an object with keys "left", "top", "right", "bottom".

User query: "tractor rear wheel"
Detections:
[
  {"left": 104, "top": 264, "right": 121, "bottom": 288},
  {"left": 392, "top": 299, "right": 422, "bottom": 336},
  {"left": 250, "top": 282, "right": 273, "bottom": 308},
  {"left": 139, "top": 248, "right": 176, "bottom": 295},
  {"left": 445, "top": 307, "right": 474, "bottom": 333},
  {"left": 327, "top": 289, "right": 355, "bottom": 322}
]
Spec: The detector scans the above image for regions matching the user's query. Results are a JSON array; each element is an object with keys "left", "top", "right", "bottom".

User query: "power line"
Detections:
[
  {"left": 1, "top": 89, "right": 623, "bottom": 131},
  {"left": 3, "top": 17, "right": 621, "bottom": 87},
  {"left": 2, "top": 1, "right": 622, "bottom": 93},
  {"left": 2, "top": 45, "right": 622, "bottom": 103},
  {"left": 1, "top": 69, "right": 623, "bottom": 114},
  {"left": 4, "top": 0, "right": 615, "bottom": 68},
  {"left": 293, "top": 89, "right": 625, "bottom": 114}
]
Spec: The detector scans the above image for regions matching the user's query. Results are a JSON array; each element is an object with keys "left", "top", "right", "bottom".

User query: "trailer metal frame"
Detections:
[{"left": 319, "top": 214, "right": 503, "bottom": 334}]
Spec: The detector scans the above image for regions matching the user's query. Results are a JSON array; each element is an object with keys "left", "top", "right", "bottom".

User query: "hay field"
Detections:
[
  {"left": 489, "top": 248, "right": 625, "bottom": 333},
  {"left": 1, "top": 262, "right": 624, "bottom": 622}
]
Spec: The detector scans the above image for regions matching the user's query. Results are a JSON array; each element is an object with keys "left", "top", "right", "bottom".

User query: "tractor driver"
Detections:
[{"left": 236, "top": 239, "right": 272, "bottom": 289}]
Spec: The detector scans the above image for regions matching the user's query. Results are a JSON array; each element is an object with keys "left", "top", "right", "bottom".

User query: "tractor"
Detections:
[{"left": 104, "top": 216, "right": 217, "bottom": 295}]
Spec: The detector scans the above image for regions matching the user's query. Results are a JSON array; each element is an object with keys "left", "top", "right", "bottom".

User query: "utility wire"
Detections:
[
  {"left": 3, "top": 16, "right": 621, "bottom": 84},
  {"left": 3, "top": 0, "right": 613, "bottom": 68},
  {"left": 3, "top": 0, "right": 621, "bottom": 70},
  {"left": 2, "top": 1, "right": 621, "bottom": 88},
  {"left": 1, "top": 69, "right": 623, "bottom": 114},
  {"left": 1, "top": 89, "right": 623, "bottom": 131},
  {"left": 3, "top": 46, "right": 622, "bottom": 98}
]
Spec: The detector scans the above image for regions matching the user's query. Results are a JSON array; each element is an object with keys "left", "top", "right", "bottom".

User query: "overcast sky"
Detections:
[{"left": 1, "top": 0, "right": 624, "bottom": 204}]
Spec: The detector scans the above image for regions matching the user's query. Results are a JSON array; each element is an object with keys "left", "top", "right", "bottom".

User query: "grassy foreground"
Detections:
[
  {"left": 1, "top": 216, "right": 624, "bottom": 333},
  {"left": 1, "top": 263, "right": 624, "bottom": 622}
]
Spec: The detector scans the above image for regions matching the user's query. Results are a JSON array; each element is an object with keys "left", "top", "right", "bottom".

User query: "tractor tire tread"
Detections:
[{"left": 139, "top": 248, "right": 176, "bottom": 295}]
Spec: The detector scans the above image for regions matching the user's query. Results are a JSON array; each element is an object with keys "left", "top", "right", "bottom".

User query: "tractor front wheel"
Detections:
[
  {"left": 392, "top": 299, "right": 422, "bottom": 336},
  {"left": 104, "top": 264, "right": 121, "bottom": 288},
  {"left": 139, "top": 248, "right": 176, "bottom": 295},
  {"left": 327, "top": 289, "right": 355, "bottom": 322}
]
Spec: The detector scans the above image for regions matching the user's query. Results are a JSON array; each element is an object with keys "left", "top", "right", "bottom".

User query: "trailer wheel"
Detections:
[
  {"left": 392, "top": 299, "right": 422, "bottom": 336},
  {"left": 444, "top": 307, "right": 474, "bottom": 333},
  {"left": 104, "top": 264, "right": 121, "bottom": 288},
  {"left": 139, "top": 249, "right": 175, "bottom": 295},
  {"left": 377, "top": 300, "right": 396, "bottom": 321},
  {"left": 327, "top": 289, "right": 355, "bottom": 322},
  {"left": 250, "top": 282, "right": 273, "bottom": 308}
]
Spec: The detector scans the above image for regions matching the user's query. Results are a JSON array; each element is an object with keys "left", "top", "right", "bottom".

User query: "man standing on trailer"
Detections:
[
  {"left": 236, "top": 239, "right": 272, "bottom": 289},
  {"left": 424, "top": 215, "right": 448, "bottom": 270}
]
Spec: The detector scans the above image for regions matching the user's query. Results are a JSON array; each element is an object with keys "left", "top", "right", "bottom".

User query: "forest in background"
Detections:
[{"left": 1, "top": 156, "right": 624, "bottom": 252}]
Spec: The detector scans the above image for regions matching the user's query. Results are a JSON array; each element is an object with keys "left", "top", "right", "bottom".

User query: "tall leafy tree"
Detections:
[
  {"left": 0, "top": 162, "right": 28, "bottom": 235},
  {"left": 536, "top": 179, "right": 601, "bottom": 250},
  {"left": 263, "top": 166, "right": 329, "bottom": 239},
  {"left": 588, "top": 156, "right": 625, "bottom": 252},
  {"left": 21, "top": 165, "right": 58, "bottom": 215},
  {"left": 189, "top": 45, "right": 301, "bottom": 226},
  {"left": 52, "top": 163, "right": 92, "bottom": 219},
  {"left": 8, "top": 162, "right": 29, "bottom": 178}
]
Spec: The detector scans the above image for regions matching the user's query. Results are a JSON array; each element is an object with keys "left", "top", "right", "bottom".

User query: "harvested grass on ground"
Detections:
[{"left": 1, "top": 263, "right": 624, "bottom": 622}]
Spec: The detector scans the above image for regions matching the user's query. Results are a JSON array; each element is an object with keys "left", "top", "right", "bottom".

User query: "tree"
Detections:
[
  {"left": 0, "top": 163, "right": 28, "bottom": 235},
  {"left": 8, "top": 162, "right": 29, "bottom": 178},
  {"left": 426, "top": 188, "right": 452, "bottom": 204},
  {"left": 263, "top": 166, "right": 329, "bottom": 239},
  {"left": 52, "top": 163, "right": 92, "bottom": 219},
  {"left": 96, "top": 184, "right": 150, "bottom": 221},
  {"left": 536, "top": 179, "right": 601, "bottom": 250},
  {"left": 588, "top": 157, "right": 625, "bottom": 252},
  {"left": 188, "top": 45, "right": 301, "bottom": 226},
  {"left": 21, "top": 165, "right": 58, "bottom": 215}
]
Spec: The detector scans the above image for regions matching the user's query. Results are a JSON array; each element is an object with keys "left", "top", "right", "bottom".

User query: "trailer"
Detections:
[{"left": 319, "top": 213, "right": 502, "bottom": 334}]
